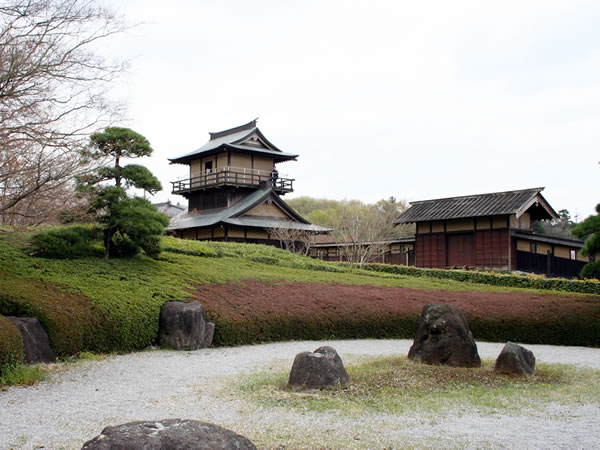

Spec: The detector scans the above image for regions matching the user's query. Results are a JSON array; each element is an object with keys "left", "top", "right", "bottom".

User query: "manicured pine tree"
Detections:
[{"left": 80, "top": 127, "right": 169, "bottom": 258}]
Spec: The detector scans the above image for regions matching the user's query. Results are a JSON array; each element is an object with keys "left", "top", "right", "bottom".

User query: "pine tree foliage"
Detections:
[
  {"left": 80, "top": 127, "right": 168, "bottom": 258},
  {"left": 572, "top": 203, "right": 600, "bottom": 279}
]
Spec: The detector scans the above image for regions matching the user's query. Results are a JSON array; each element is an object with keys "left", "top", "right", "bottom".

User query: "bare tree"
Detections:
[
  {"left": 0, "top": 0, "right": 126, "bottom": 225},
  {"left": 267, "top": 222, "right": 322, "bottom": 256},
  {"left": 330, "top": 197, "right": 410, "bottom": 268},
  {"left": 332, "top": 206, "right": 391, "bottom": 268}
]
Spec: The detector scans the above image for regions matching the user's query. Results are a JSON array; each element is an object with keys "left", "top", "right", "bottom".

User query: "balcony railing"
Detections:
[{"left": 171, "top": 166, "right": 294, "bottom": 194}]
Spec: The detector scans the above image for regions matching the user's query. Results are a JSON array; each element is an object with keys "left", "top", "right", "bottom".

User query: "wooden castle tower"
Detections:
[{"left": 168, "top": 120, "right": 327, "bottom": 243}]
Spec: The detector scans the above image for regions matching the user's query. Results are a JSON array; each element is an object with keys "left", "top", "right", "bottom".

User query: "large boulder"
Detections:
[
  {"left": 158, "top": 301, "right": 214, "bottom": 350},
  {"left": 408, "top": 304, "right": 481, "bottom": 368},
  {"left": 288, "top": 346, "right": 350, "bottom": 389},
  {"left": 494, "top": 342, "right": 536, "bottom": 376},
  {"left": 6, "top": 316, "right": 55, "bottom": 364},
  {"left": 81, "top": 419, "right": 256, "bottom": 449}
]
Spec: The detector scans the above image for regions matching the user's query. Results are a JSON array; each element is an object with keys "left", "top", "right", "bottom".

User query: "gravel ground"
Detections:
[{"left": 1, "top": 340, "right": 599, "bottom": 449}]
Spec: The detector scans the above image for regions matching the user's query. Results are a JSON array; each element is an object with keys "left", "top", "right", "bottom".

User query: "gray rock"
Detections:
[
  {"left": 288, "top": 345, "right": 350, "bottom": 389},
  {"left": 81, "top": 419, "right": 256, "bottom": 449},
  {"left": 495, "top": 342, "right": 536, "bottom": 376},
  {"left": 6, "top": 316, "right": 55, "bottom": 364},
  {"left": 408, "top": 304, "right": 481, "bottom": 367},
  {"left": 158, "top": 301, "right": 214, "bottom": 350}
]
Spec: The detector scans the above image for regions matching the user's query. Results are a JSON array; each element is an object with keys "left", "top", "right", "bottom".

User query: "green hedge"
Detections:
[
  {"left": 467, "top": 314, "right": 600, "bottom": 347},
  {"left": 28, "top": 225, "right": 103, "bottom": 259},
  {"left": 0, "top": 273, "right": 116, "bottom": 356},
  {"left": 0, "top": 315, "right": 24, "bottom": 375},
  {"left": 162, "top": 237, "right": 346, "bottom": 273},
  {"left": 359, "top": 263, "right": 600, "bottom": 295},
  {"left": 207, "top": 310, "right": 600, "bottom": 348},
  {"left": 209, "top": 313, "right": 420, "bottom": 347}
]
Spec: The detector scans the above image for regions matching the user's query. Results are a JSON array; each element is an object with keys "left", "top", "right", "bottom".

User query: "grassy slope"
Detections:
[{"left": 0, "top": 232, "right": 599, "bottom": 359}]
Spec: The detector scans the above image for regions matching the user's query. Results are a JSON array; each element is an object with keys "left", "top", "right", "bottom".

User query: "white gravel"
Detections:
[{"left": 1, "top": 340, "right": 599, "bottom": 449}]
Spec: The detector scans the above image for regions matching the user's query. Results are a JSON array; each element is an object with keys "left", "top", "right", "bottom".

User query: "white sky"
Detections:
[{"left": 104, "top": 0, "right": 599, "bottom": 221}]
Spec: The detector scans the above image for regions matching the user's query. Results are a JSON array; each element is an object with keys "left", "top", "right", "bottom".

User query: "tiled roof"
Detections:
[
  {"left": 169, "top": 120, "right": 298, "bottom": 164},
  {"left": 153, "top": 201, "right": 186, "bottom": 218},
  {"left": 168, "top": 186, "right": 330, "bottom": 232},
  {"left": 394, "top": 188, "right": 557, "bottom": 224}
]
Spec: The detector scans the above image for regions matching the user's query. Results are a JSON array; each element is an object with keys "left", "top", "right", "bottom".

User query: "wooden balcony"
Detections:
[{"left": 171, "top": 166, "right": 294, "bottom": 195}]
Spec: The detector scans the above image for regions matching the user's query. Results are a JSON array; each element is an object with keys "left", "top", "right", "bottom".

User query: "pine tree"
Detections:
[{"left": 80, "top": 127, "right": 169, "bottom": 258}]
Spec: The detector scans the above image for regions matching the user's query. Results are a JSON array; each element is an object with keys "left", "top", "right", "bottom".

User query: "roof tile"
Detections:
[{"left": 394, "top": 188, "right": 553, "bottom": 223}]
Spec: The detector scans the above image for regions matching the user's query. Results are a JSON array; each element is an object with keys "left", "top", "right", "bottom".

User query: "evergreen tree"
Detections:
[
  {"left": 532, "top": 209, "right": 575, "bottom": 238},
  {"left": 80, "top": 127, "right": 169, "bottom": 258},
  {"left": 572, "top": 204, "right": 600, "bottom": 278}
]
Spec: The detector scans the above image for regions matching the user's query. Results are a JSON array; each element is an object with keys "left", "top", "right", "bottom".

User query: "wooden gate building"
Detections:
[{"left": 394, "top": 188, "right": 590, "bottom": 277}]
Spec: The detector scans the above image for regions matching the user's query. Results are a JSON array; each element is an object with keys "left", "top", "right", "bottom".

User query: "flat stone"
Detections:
[
  {"left": 408, "top": 304, "right": 481, "bottom": 367},
  {"left": 495, "top": 342, "right": 536, "bottom": 376},
  {"left": 288, "top": 345, "right": 350, "bottom": 389},
  {"left": 6, "top": 316, "right": 55, "bottom": 364},
  {"left": 81, "top": 419, "right": 256, "bottom": 449}
]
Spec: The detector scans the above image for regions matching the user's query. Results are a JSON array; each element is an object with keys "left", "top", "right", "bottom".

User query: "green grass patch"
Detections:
[
  {"left": 0, "top": 229, "right": 599, "bottom": 375},
  {"left": 0, "top": 363, "right": 47, "bottom": 387},
  {"left": 75, "top": 351, "right": 111, "bottom": 362},
  {"left": 236, "top": 356, "right": 600, "bottom": 417}
]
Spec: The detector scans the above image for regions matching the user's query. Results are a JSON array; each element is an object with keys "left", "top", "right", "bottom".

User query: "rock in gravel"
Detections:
[
  {"left": 158, "top": 301, "right": 214, "bottom": 350},
  {"left": 81, "top": 419, "right": 257, "bottom": 449},
  {"left": 6, "top": 316, "right": 55, "bottom": 364},
  {"left": 495, "top": 342, "right": 535, "bottom": 376},
  {"left": 408, "top": 304, "right": 481, "bottom": 367},
  {"left": 288, "top": 345, "right": 350, "bottom": 389}
]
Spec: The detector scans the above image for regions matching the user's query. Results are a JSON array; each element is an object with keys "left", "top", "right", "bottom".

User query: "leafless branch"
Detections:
[{"left": 0, "top": 0, "right": 127, "bottom": 224}]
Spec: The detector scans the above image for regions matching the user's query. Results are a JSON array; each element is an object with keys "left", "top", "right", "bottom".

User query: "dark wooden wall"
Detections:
[
  {"left": 187, "top": 188, "right": 251, "bottom": 211},
  {"left": 416, "top": 229, "right": 514, "bottom": 269},
  {"left": 416, "top": 233, "right": 446, "bottom": 268},
  {"left": 474, "top": 229, "right": 512, "bottom": 269}
]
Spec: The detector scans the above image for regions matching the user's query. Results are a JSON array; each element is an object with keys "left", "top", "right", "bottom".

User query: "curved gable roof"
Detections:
[
  {"left": 168, "top": 186, "right": 329, "bottom": 232},
  {"left": 169, "top": 120, "right": 298, "bottom": 165}
]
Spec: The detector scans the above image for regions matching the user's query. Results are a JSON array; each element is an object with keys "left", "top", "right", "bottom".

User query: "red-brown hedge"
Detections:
[{"left": 190, "top": 280, "right": 600, "bottom": 347}]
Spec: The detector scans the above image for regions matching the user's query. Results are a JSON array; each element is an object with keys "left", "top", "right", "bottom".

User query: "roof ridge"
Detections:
[
  {"left": 410, "top": 187, "right": 545, "bottom": 205},
  {"left": 209, "top": 119, "right": 257, "bottom": 141}
]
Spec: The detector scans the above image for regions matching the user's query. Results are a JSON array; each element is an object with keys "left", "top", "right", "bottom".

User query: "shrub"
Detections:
[
  {"left": 580, "top": 261, "right": 600, "bottom": 280},
  {"left": 29, "top": 225, "right": 102, "bottom": 259},
  {"left": 0, "top": 315, "right": 24, "bottom": 376},
  {"left": 0, "top": 273, "right": 115, "bottom": 356},
  {"left": 193, "top": 280, "right": 600, "bottom": 348},
  {"left": 161, "top": 237, "right": 346, "bottom": 273},
  {"left": 0, "top": 363, "right": 46, "bottom": 387},
  {"left": 110, "top": 231, "right": 141, "bottom": 258},
  {"left": 359, "top": 263, "right": 600, "bottom": 295}
]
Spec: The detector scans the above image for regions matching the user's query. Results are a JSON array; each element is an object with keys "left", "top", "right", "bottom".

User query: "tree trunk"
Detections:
[{"left": 104, "top": 227, "right": 114, "bottom": 259}]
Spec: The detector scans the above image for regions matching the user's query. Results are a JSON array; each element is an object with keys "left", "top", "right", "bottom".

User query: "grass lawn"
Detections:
[
  {"left": 1, "top": 231, "right": 599, "bottom": 364},
  {"left": 236, "top": 356, "right": 600, "bottom": 417}
]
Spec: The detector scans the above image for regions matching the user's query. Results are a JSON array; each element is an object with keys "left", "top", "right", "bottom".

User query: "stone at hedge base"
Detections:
[
  {"left": 495, "top": 342, "right": 536, "bottom": 376},
  {"left": 6, "top": 316, "right": 55, "bottom": 364},
  {"left": 81, "top": 419, "right": 256, "bottom": 449},
  {"left": 288, "top": 346, "right": 350, "bottom": 389},
  {"left": 408, "top": 304, "right": 481, "bottom": 368},
  {"left": 158, "top": 301, "right": 214, "bottom": 350}
]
